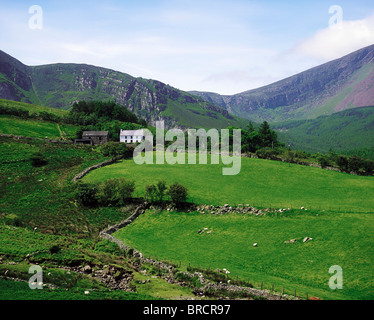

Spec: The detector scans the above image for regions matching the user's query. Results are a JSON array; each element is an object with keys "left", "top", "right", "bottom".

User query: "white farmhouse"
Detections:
[{"left": 120, "top": 129, "right": 145, "bottom": 144}]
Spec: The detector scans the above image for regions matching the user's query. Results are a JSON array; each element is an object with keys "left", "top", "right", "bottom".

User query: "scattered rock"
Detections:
[
  {"left": 82, "top": 265, "right": 92, "bottom": 274},
  {"left": 284, "top": 239, "right": 297, "bottom": 243}
]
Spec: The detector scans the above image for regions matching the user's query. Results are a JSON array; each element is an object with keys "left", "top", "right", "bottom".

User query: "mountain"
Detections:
[
  {"left": 273, "top": 106, "right": 374, "bottom": 154},
  {"left": 191, "top": 44, "right": 374, "bottom": 123},
  {"left": 0, "top": 50, "right": 245, "bottom": 129}
]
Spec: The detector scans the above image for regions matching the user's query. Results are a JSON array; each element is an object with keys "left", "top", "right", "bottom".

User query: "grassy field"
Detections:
[
  {"left": 0, "top": 115, "right": 77, "bottom": 140},
  {"left": 83, "top": 153, "right": 374, "bottom": 212},
  {"left": 0, "top": 98, "right": 70, "bottom": 116},
  {"left": 114, "top": 209, "right": 374, "bottom": 300},
  {"left": 83, "top": 153, "right": 374, "bottom": 299}
]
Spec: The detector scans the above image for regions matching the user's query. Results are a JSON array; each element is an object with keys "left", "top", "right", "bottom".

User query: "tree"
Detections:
[
  {"left": 348, "top": 156, "right": 363, "bottom": 174},
  {"left": 99, "top": 178, "right": 120, "bottom": 205},
  {"left": 117, "top": 178, "right": 136, "bottom": 205},
  {"left": 74, "top": 182, "right": 99, "bottom": 207},
  {"left": 167, "top": 182, "right": 188, "bottom": 205},
  {"left": 336, "top": 155, "right": 349, "bottom": 173},
  {"left": 99, "top": 142, "right": 128, "bottom": 159},
  {"left": 258, "top": 121, "right": 278, "bottom": 149},
  {"left": 145, "top": 184, "right": 157, "bottom": 203},
  {"left": 317, "top": 153, "right": 330, "bottom": 169},
  {"left": 155, "top": 180, "right": 167, "bottom": 202}
]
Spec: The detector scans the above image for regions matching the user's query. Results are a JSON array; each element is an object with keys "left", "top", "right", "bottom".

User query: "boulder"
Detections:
[
  {"left": 82, "top": 265, "right": 92, "bottom": 274},
  {"left": 303, "top": 237, "right": 312, "bottom": 243}
]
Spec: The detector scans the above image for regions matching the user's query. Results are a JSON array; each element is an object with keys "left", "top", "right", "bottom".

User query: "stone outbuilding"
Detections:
[{"left": 75, "top": 131, "right": 109, "bottom": 145}]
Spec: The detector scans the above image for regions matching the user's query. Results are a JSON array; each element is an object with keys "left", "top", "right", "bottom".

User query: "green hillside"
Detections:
[
  {"left": 0, "top": 115, "right": 76, "bottom": 140},
  {"left": 0, "top": 99, "right": 77, "bottom": 140},
  {"left": 273, "top": 106, "right": 374, "bottom": 154},
  {"left": 0, "top": 50, "right": 247, "bottom": 130},
  {"left": 83, "top": 153, "right": 374, "bottom": 212},
  {"left": 0, "top": 98, "right": 70, "bottom": 116},
  {"left": 114, "top": 209, "right": 374, "bottom": 300},
  {"left": 81, "top": 154, "right": 374, "bottom": 300}
]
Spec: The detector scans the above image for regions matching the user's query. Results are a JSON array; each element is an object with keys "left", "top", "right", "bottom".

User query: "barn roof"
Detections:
[{"left": 82, "top": 131, "right": 109, "bottom": 136}]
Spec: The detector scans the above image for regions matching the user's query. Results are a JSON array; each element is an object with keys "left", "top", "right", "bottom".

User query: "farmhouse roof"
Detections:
[
  {"left": 82, "top": 131, "right": 109, "bottom": 136},
  {"left": 120, "top": 129, "right": 145, "bottom": 136}
]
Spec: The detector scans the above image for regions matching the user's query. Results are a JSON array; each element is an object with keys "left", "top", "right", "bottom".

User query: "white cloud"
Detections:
[{"left": 295, "top": 14, "right": 374, "bottom": 61}]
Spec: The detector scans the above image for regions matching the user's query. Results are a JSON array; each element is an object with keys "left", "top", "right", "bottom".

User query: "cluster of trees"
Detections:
[
  {"left": 317, "top": 152, "right": 374, "bottom": 175},
  {"left": 241, "top": 121, "right": 283, "bottom": 153},
  {"left": 74, "top": 179, "right": 188, "bottom": 207},
  {"left": 68, "top": 101, "right": 146, "bottom": 127}
]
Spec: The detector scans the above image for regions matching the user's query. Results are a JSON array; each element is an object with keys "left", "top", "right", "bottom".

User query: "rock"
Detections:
[
  {"left": 284, "top": 239, "right": 297, "bottom": 243},
  {"left": 82, "top": 265, "right": 92, "bottom": 274},
  {"left": 253, "top": 243, "right": 258, "bottom": 247},
  {"left": 303, "top": 237, "right": 312, "bottom": 243}
]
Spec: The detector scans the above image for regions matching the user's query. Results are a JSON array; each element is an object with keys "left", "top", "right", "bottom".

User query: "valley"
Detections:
[{"left": 0, "top": 45, "right": 373, "bottom": 302}]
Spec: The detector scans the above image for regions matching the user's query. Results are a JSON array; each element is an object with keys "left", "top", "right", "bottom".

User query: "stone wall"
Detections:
[
  {"left": 99, "top": 203, "right": 148, "bottom": 255},
  {"left": 98, "top": 203, "right": 299, "bottom": 300},
  {"left": 72, "top": 156, "right": 123, "bottom": 182}
]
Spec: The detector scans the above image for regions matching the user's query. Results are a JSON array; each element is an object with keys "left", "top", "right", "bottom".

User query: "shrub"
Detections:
[
  {"left": 74, "top": 182, "right": 99, "bottom": 207},
  {"left": 348, "top": 156, "right": 364, "bottom": 174},
  {"left": 362, "top": 159, "right": 374, "bottom": 176},
  {"left": 98, "top": 178, "right": 135, "bottom": 206},
  {"left": 167, "top": 182, "right": 188, "bottom": 205},
  {"left": 317, "top": 153, "right": 330, "bottom": 169},
  {"left": 99, "top": 142, "right": 128, "bottom": 159},
  {"left": 49, "top": 245, "right": 61, "bottom": 254},
  {"left": 99, "top": 178, "right": 120, "bottom": 205},
  {"left": 116, "top": 178, "right": 136, "bottom": 205},
  {"left": 145, "top": 184, "right": 157, "bottom": 203},
  {"left": 336, "top": 155, "right": 349, "bottom": 173},
  {"left": 156, "top": 180, "right": 167, "bottom": 202},
  {"left": 30, "top": 152, "right": 48, "bottom": 167},
  {"left": 255, "top": 148, "right": 280, "bottom": 160}
]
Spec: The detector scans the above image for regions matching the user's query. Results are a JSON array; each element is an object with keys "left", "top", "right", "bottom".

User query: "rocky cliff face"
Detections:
[
  {"left": 191, "top": 44, "right": 374, "bottom": 122},
  {"left": 0, "top": 50, "right": 242, "bottom": 129}
]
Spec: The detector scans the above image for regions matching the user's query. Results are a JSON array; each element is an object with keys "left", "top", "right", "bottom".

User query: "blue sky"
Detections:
[{"left": 1, "top": 0, "right": 374, "bottom": 94}]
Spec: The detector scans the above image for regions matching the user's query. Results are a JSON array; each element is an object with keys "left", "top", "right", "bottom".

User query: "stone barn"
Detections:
[{"left": 76, "top": 131, "right": 109, "bottom": 145}]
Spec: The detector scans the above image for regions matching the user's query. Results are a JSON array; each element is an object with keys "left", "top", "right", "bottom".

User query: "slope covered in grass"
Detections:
[
  {"left": 114, "top": 209, "right": 374, "bottom": 300},
  {"left": 83, "top": 154, "right": 374, "bottom": 212}
]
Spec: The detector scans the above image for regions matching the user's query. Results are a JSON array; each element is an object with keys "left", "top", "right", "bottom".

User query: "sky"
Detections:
[{"left": 1, "top": 0, "right": 374, "bottom": 95}]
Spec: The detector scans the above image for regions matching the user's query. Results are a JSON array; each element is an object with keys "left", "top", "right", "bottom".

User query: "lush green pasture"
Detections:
[
  {"left": 114, "top": 210, "right": 374, "bottom": 300},
  {"left": 0, "top": 115, "right": 77, "bottom": 140},
  {"left": 0, "top": 98, "right": 69, "bottom": 116},
  {"left": 83, "top": 153, "right": 374, "bottom": 212}
]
